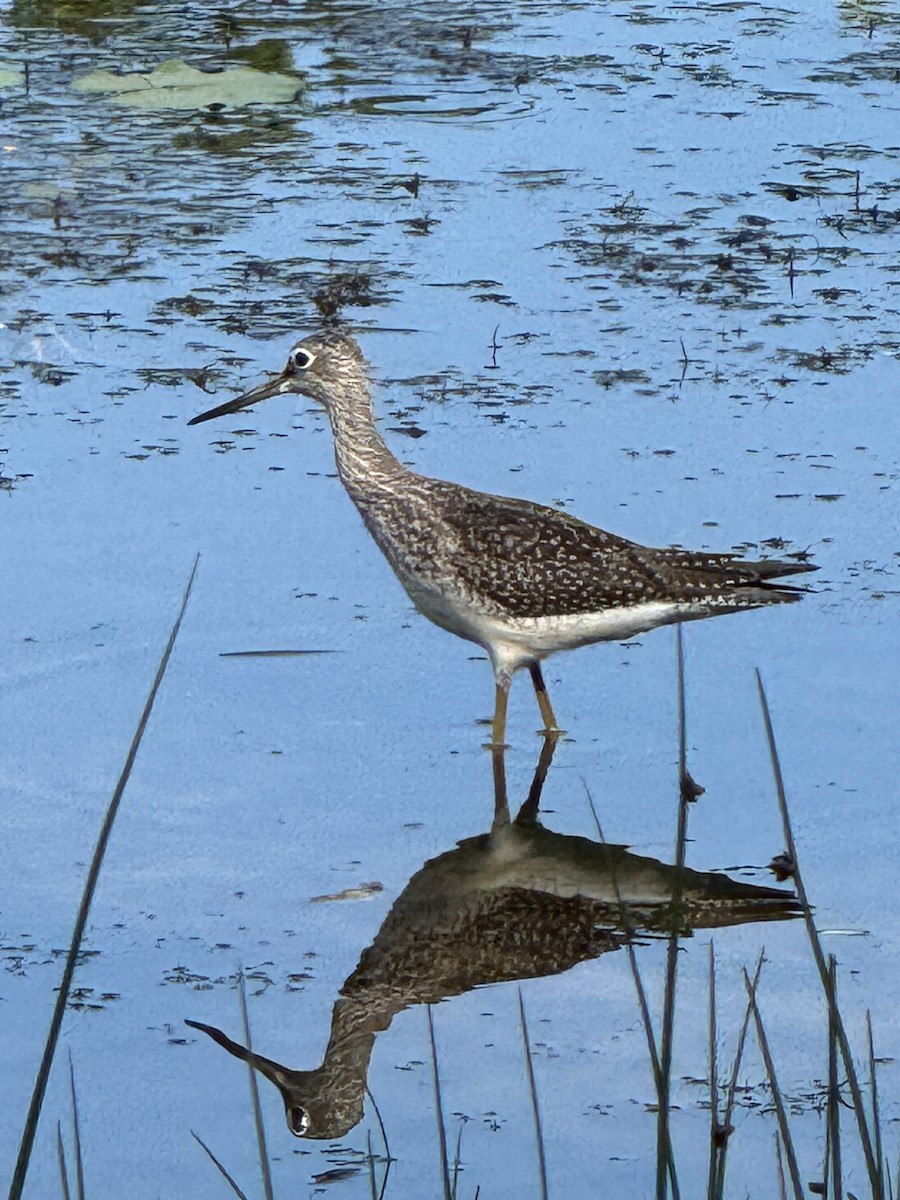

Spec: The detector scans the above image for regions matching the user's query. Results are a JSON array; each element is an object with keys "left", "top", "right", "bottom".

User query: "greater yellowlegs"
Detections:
[
  {"left": 185, "top": 743, "right": 799, "bottom": 1140},
  {"left": 189, "top": 331, "right": 815, "bottom": 744}
]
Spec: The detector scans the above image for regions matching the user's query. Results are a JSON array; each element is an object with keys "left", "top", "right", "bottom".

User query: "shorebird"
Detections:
[
  {"left": 185, "top": 742, "right": 799, "bottom": 1139},
  {"left": 189, "top": 330, "right": 815, "bottom": 744}
]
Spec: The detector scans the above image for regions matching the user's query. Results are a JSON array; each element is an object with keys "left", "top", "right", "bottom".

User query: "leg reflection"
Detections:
[
  {"left": 516, "top": 733, "right": 560, "bottom": 826},
  {"left": 491, "top": 743, "right": 510, "bottom": 828},
  {"left": 490, "top": 733, "right": 561, "bottom": 833}
]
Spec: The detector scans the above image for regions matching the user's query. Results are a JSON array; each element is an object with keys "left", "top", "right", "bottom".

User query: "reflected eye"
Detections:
[
  {"left": 287, "top": 1105, "right": 310, "bottom": 1136},
  {"left": 290, "top": 348, "right": 316, "bottom": 370}
]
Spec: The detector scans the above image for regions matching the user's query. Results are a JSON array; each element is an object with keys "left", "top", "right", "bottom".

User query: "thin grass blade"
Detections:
[
  {"left": 826, "top": 955, "right": 842, "bottom": 1200},
  {"left": 427, "top": 1005, "right": 452, "bottom": 1200},
  {"left": 236, "top": 970, "right": 274, "bottom": 1200},
  {"left": 586, "top": 785, "right": 679, "bottom": 1198},
  {"left": 775, "top": 1131, "right": 789, "bottom": 1200},
  {"left": 190, "top": 1130, "right": 250, "bottom": 1200},
  {"left": 367, "top": 1130, "right": 378, "bottom": 1200},
  {"left": 56, "top": 1123, "right": 70, "bottom": 1200},
  {"left": 627, "top": 939, "right": 679, "bottom": 1189},
  {"left": 657, "top": 932, "right": 682, "bottom": 1200},
  {"left": 868, "top": 1011, "right": 885, "bottom": 1196},
  {"left": 756, "top": 670, "right": 881, "bottom": 1198},
  {"left": 364, "top": 1089, "right": 393, "bottom": 1200},
  {"left": 8, "top": 556, "right": 200, "bottom": 1200},
  {"left": 714, "top": 951, "right": 765, "bottom": 1200},
  {"left": 743, "top": 969, "right": 803, "bottom": 1200},
  {"left": 67, "top": 1054, "right": 84, "bottom": 1200},
  {"left": 706, "top": 942, "right": 719, "bottom": 1200},
  {"left": 518, "top": 989, "right": 548, "bottom": 1200},
  {"left": 655, "top": 626, "right": 694, "bottom": 1200},
  {"left": 451, "top": 1119, "right": 465, "bottom": 1200}
]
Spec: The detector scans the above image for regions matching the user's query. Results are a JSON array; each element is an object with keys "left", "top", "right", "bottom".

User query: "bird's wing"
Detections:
[{"left": 428, "top": 483, "right": 813, "bottom": 619}]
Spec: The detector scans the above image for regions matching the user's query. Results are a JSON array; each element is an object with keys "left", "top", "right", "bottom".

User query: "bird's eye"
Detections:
[
  {"left": 287, "top": 1105, "right": 310, "bottom": 1136},
  {"left": 290, "top": 348, "right": 316, "bottom": 370}
]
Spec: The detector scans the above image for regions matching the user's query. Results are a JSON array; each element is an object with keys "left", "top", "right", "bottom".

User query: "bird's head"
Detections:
[
  {"left": 188, "top": 330, "right": 368, "bottom": 425},
  {"left": 184, "top": 1017, "right": 362, "bottom": 1139}
]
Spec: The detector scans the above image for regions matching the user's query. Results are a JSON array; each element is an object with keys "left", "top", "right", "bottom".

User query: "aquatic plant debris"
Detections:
[
  {"left": 310, "top": 882, "right": 384, "bottom": 903},
  {"left": 73, "top": 60, "right": 303, "bottom": 110}
]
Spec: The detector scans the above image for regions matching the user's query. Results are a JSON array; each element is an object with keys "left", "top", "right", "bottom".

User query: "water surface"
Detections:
[{"left": 2, "top": 2, "right": 898, "bottom": 1196}]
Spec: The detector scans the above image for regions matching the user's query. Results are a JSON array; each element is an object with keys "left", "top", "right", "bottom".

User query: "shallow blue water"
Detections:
[{"left": 2, "top": 2, "right": 899, "bottom": 1196}]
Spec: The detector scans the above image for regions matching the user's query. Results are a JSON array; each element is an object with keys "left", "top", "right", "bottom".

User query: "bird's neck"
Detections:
[
  {"left": 302, "top": 997, "right": 386, "bottom": 1133},
  {"left": 326, "top": 387, "right": 410, "bottom": 502}
]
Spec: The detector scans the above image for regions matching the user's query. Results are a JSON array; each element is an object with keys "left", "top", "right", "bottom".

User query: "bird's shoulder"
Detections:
[
  {"left": 426, "top": 477, "right": 633, "bottom": 559},
  {"left": 417, "top": 478, "right": 668, "bottom": 616}
]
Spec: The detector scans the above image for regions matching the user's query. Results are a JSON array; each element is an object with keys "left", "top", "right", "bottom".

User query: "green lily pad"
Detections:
[
  {"left": 73, "top": 59, "right": 303, "bottom": 111},
  {"left": 0, "top": 66, "right": 24, "bottom": 89}
]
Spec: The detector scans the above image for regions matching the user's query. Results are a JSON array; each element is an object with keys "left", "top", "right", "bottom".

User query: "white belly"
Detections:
[{"left": 402, "top": 577, "right": 689, "bottom": 676}]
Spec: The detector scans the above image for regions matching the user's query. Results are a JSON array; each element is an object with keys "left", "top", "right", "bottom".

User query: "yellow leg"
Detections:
[
  {"left": 529, "top": 663, "right": 561, "bottom": 733},
  {"left": 490, "top": 674, "right": 511, "bottom": 748}
]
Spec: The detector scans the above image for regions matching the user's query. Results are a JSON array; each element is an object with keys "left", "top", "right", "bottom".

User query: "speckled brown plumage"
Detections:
[
  {"left": 186, "top": 812, "right": 799, "bottom": 1140},
  {"left": 189, "top": 330, "right": 817, "bottom": 741},
  {"left": 362, "top": 480, "right": 813, "bottom": 621}
]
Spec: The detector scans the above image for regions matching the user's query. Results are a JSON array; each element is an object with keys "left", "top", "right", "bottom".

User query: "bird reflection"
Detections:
[{"left": 186, "top": 738, "right": 798, "bottom": 1140}]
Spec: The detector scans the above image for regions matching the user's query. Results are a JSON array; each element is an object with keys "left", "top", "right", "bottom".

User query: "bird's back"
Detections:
[{"left": 353, "top": 471, "right": 815, "bottom": 624}]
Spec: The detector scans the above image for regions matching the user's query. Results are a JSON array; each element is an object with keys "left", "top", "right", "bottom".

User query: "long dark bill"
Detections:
[
  {"left": 188, "top": 371, "right": 289, "bottom": 425},
  {"left": 184, "top": 1017, "right": 291, "bottom": 1087}
]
